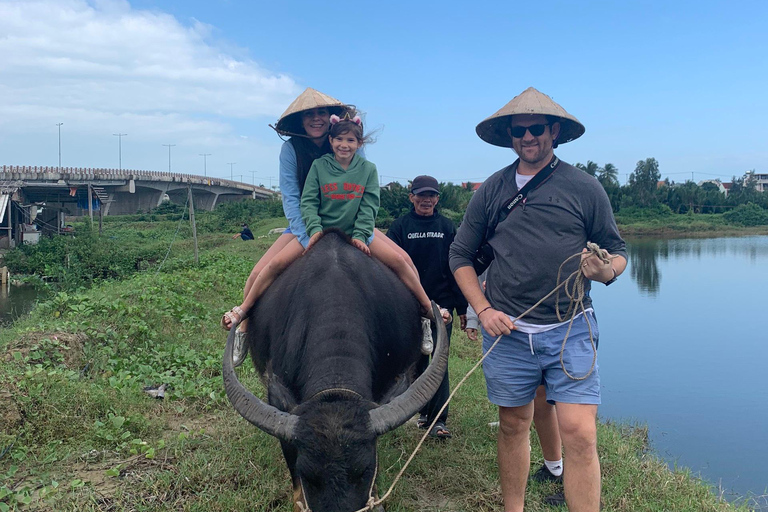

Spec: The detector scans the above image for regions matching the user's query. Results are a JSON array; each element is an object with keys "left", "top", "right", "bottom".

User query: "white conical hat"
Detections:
[
  {"left": 476, "top": 87, "right": 585, "bottom": 148},
  {"left": 274, "top": 88, "right": 349, "bottom": 136}
]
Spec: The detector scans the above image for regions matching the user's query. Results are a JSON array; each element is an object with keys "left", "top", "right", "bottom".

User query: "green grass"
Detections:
[{"left": 0, "top": 217, "right": 757, "bottom": 511}]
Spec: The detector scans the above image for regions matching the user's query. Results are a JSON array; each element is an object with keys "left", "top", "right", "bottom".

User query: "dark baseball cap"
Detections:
[{"left": 411, "top": 175, "right": 439, "bottom": 194}]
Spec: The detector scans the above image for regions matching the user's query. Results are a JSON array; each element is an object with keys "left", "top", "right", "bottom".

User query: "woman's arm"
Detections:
[
  {"left": 279, "top": 142, "right": 310, "bottom": 248},
  {"left": 300, "top": 164, "right": 324, "bottom": 238}
]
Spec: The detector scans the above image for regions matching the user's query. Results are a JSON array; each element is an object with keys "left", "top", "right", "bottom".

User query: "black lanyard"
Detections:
[{"left": 493, "top": 155, "right": 560, "bottom": 230}]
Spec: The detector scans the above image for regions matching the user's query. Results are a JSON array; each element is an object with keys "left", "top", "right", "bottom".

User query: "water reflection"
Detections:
[
  {"left": 0, "top": 282, "right": 43, "bottom": 326},
  {"left": 626, "top": 239, "right": 664, "bottom": 295},
  {"left": 595, "top": 235, "right": 768, "bottom": 510},
  {"left": 625, "top": 235, "right": 768, "bottom": 295}
]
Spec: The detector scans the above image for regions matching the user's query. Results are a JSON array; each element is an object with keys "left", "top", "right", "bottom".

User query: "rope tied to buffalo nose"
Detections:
[{"left": 352, "top": 244, "right": 615, "bottom": 512}]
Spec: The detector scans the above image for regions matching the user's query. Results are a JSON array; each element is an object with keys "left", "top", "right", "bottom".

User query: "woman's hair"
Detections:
[{"left": 289, "top": 136, "right": 332, "bottom": 195}]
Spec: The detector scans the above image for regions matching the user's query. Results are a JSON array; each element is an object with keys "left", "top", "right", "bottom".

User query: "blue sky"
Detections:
[{"left": 1, "top": 0, "right": 766, "bottom": 187}]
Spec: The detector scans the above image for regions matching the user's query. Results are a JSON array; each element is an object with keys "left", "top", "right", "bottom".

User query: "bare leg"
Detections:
[
  {"left": 374, "top": 228, "right": 420, "bottom": 279},
  {"left": 533, "top": 385, "right": 562, "bottom": 462},
  {"left": 369, "top": 237, "right": 432, "bottom": 317},
  {"left": 239, "top": 233, "right": 296, "bottom": 332},
  {"left": 223, "top": 239, "right": 304, "bottom": 329},
  {"left": 555, "top": 403, "right": 600, "bottom": 512},
  {"left": 498, "top": 403, "right": 534, "bottom": 512}
]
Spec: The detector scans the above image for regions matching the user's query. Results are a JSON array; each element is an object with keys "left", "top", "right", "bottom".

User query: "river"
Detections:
[
  {"left": 592, "top": 235, "right": 768, "bottom": 510},
  {"left": 0, "top": 281, "right": 43, "bottom": 327}
]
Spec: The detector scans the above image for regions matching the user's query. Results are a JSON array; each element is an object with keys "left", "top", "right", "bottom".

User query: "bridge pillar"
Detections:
[{"left": 107, "top": 188, "right": 164, "bottom": 215}]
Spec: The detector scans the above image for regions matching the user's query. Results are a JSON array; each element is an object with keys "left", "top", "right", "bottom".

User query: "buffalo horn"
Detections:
[
  {"left": 369, "top": 302, "right": 450, "bottom": 435},
  {"left": 222, "top": 326, "right": 299, "bottom": 440}
]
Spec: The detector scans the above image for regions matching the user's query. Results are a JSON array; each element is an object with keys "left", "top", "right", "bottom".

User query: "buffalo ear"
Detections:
[{"left": 268, "top": 377, "right": 298, "bottom": 412}]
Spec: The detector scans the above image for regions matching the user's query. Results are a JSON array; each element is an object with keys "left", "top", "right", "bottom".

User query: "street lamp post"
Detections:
[
  {"left": 56, "top": 123, "right": 63, "bottom": 170},
  {"left": 249, "top": 170, "right": 258, "bottom": 186},
  {"left": 113, "top": 133, "right": 127, "bottom": 171},
  {"left": 228, "top": 162, "right": 236, "bottom": 181},
  {"left": 162, "top": 144, "right": 176, "bottom": 173},
  {"left": 199, "top": 153, "right": 211, "bottom": 176}
]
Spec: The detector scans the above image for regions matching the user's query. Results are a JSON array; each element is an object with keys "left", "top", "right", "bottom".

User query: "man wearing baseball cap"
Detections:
[
  {"left": 449, "top": 88, "right": 627, "bottom": 511},
  {"left": 387, "top": 175, "right": 467, "bottom": 440}
]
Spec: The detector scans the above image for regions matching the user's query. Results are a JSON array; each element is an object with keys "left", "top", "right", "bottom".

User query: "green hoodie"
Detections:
[{"left": 301, "top": 153, "right": 380, "bottom": 243}]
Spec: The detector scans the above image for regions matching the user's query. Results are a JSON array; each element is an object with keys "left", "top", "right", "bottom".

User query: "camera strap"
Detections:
[{"left": 488, "top": 154, "right": 561, "bottom": 239}]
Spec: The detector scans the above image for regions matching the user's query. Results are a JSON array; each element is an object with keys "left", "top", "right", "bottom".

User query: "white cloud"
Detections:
[{"left": 0, "top": 0, "right": 301, "bottom": 174}]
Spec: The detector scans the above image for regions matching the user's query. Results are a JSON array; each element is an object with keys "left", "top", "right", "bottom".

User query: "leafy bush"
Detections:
[
  {"left": 2, "top": 224, "right": 166, "bottom": 287},
  {"left": 195, "top": 198, "right": 285, "bottom": 233},
  {"left": 615, "top": 204, "right": 674, "bottom": 221},
  {"left": 723, "top": 202, "right": 768, "bottom": 226}
]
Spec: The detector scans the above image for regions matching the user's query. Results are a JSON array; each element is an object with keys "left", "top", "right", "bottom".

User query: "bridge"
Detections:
[{"left": 1, "top": 165, "right": 277, "bottom": 248}]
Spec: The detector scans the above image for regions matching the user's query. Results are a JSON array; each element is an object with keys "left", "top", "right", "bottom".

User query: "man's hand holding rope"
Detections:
[
  {"left": 477, "top": 307, "right": 516, "bottom": 337},
  {"left": 579, "top": 242, "right": 624, "bottom": 284}
]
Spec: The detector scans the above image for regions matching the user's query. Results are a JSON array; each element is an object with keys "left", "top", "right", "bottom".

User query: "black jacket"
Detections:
[{"left": 387, "top": 210, "right": 467, "bottom": 315}]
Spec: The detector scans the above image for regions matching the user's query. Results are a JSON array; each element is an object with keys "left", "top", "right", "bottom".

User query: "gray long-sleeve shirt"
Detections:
[{"left": 449, "top": 159, "right": 627, "bottom": 324}]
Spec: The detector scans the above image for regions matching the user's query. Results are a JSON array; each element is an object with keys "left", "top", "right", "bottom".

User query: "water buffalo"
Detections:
[{"left": 222, "top": 230, "right": 449, "bottom": 512}]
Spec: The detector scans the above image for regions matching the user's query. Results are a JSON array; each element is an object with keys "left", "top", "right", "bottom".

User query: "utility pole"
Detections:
[
  {"left": 187, "top": 184, "right": 199, "bottom": 265},
  {"left": 228, "top": 162, "right": 236, "bottom": 181},
  {"left": 113, "top": 133, "right": 127, "bottom": 171},
  {"left": 56, "top": 123, "right": 63, "bottom": 170},
  {"left": 199, "top": 153, "right": 211, "bottom": 176},
  {"left": 249, "top": 170, "right": 258, "bottom": 186},
  {"left": 163, "top": 144, "right": 176, "bottom": 173}
]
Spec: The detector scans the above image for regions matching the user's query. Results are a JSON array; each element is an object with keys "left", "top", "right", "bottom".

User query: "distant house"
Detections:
[
  {"left": 462, "top": 182, "right": 482, "bottom": 192},
  {"left": 747, "top": 171, "right": 768, "bottom": 192},
  {"left": 697, "top": 179, "right": 727, "bottom": 194}
]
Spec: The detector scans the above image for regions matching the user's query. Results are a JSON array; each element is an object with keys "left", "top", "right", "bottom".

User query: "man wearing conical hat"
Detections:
[{"left": 449, "top": 87, "right": 627, "bottom": 512}]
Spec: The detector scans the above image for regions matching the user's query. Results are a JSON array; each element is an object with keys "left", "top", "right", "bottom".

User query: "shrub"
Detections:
[{"left": 723, "top": 202, "right": 768, "bottom": 226}]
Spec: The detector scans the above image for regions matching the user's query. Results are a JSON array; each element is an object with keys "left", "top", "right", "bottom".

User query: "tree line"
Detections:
[{"left": 377, "top": 157, "right": 768, "bottom": 227}]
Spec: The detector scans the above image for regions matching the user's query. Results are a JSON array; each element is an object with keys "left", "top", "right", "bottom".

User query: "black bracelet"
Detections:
[{"left": 477, "top": 306, "right": 493, "bottom": 317}]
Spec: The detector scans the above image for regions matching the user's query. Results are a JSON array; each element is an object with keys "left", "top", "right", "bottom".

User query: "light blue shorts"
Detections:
[{"left": 481, "top": 311, "right": 601, "bottom": 407}]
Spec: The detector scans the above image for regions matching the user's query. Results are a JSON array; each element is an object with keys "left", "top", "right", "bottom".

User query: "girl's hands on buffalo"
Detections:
[
  {"left": 351, "top": 238, "right": 371, "bottom": 255},
  {"left": 478, "top": 308, "right": 515, "bottom": 337},
  {"left": 305, "top": 232, "right": 322, "bottom": 253}
]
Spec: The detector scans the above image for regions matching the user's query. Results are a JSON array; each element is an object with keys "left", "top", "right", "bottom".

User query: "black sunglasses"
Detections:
[{"left": 510, "top": 124, "right": 549, "bottom": 138}]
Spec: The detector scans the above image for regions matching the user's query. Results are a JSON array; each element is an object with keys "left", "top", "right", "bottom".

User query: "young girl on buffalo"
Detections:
[{"left": 223, "top": 113, "right": 441, "bottom": 353}]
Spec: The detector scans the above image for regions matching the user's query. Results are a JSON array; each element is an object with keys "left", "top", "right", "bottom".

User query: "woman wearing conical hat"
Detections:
[{"left": 221, "top": 88, "right": 430, "bottom": 364}]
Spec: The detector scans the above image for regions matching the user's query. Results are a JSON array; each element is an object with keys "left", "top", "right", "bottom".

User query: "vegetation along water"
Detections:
[{"left": 1, "top": 190, "right": 766, "bottom": 510}]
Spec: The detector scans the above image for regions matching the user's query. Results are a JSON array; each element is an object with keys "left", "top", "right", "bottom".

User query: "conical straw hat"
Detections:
[
  {"left": 476, "top": 87, "right": 585, "bottom": 148},
  {"left": 274, "top": 87, "right": 349, "bottom": 136}
]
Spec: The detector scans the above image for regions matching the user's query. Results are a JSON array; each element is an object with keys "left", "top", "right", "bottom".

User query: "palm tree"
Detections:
[{"left": 598, "top": 163, "right": 619, "bottom": 187}]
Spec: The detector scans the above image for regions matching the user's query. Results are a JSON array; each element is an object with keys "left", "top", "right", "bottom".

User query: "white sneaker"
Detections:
[
  {"left": 420, "top": 318, "right": 434, "bottom": 355},
  {"left": 232, "top": 328, "right": 248, "bottom": 367}
]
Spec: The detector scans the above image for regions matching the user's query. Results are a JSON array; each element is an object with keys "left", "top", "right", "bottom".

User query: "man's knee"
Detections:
[
  {"left": 559, "top": 419, "right": 597, "bottom": 454},
  {"left": 498, "top": 405, "right": 534, "bottom": 439}
]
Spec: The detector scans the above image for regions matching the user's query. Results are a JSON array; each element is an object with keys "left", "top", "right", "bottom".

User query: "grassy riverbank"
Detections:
[
  {"left": 0, "top": 217, "right": 754, "bottom": 511},
  {"left": 615, "top": 209, "right": 768, "bottom": 238}
]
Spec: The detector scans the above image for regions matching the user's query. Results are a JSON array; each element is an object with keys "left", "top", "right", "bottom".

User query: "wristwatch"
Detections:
[{"left": 604, "top": 267, "right": 617, "bottom": 286}]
